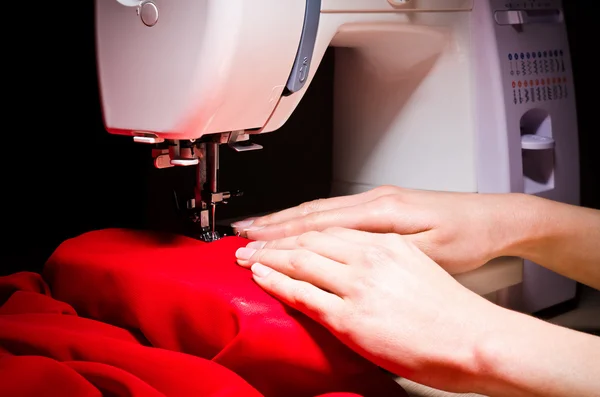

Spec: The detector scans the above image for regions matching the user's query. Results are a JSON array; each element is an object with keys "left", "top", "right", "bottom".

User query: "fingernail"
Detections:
[
  {"left": 231, "top": 219, "right": 254, "bottom": 229},
  {"left": 251, "top": 263, "right": 272, "bottom": 277},
  {"left": 246, "top": 241, "right": 266, "bottom": 249},
  {"left": 244, "top": 226, "right": 264, "bottom": 232},
  {"left": 235, "top": 247, "right": 256, "bottom": 260}
]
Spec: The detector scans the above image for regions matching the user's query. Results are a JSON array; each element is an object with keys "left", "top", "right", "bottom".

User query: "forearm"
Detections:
[
  {"left": 501, "top": 194, "right": 600, "bottom": 289},
  {"left": 472, "top": 306, "right": 600, "bottom": 397}
]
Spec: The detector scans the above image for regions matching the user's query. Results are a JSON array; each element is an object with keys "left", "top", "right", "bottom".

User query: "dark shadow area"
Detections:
[
  {"left": 563, "top": 2, "right": 599, "bottom": 210},
  {"left": 562, "top": 2, "right": 600, "bottom": 311}
]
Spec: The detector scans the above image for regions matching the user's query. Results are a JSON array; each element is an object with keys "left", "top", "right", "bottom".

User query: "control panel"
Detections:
[
  {"left": 507, "top": 49, "right": 569, "bottom": 105},
  {"left": 490, "top": 0, "right": 570, "bottom": 107}
]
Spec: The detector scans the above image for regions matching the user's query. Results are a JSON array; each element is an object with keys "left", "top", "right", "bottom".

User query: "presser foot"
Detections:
[
  {"left": 197, "top": 230, "right": 222, "bottom": 243},
  {"left": 196, "top": 224, "right": 238, "bottom": 242},
  {"left": 174, "top": 191, "right": 241, "bottom": 242}
]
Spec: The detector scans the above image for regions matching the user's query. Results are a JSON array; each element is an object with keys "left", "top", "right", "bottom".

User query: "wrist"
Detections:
[
  {"left": 469, "top": 307, "right": 521, "bottom": 396},
  {"left": 488, "top": 193, "right": 549, "bottom": 259},
  {"left": 469, "top": 306, "right": 543, "bottom": 397},
  {"left": 413, "top": 297, "right": 517, "bottom": 394},
  {"left": 471, "top": 303, "right": 600, "bottom": 397}
]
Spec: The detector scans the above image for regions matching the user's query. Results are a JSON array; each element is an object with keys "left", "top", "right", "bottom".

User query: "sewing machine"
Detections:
[{"left": 96, "top": 0, "right": 579, "bottom": 313}]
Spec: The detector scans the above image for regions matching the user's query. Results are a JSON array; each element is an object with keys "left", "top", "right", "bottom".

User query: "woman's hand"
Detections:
[
  {"left": 235, "top": 228, "right": 600, "bottom": 397},
  {"left": 233, "top": 186, "right": 533, "bottom": 274},
  {"left": 234, "top": 227, "right": 500, "bottom": 393}
]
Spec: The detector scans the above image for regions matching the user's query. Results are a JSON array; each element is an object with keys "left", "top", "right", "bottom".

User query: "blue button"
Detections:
[
  {"left": 520, "top": 52, "right": 525, "bottom": 59},
  {"left": 543, "top": 51, "right": 547, "bottom": 57},
  {"left": 532, "top": 52, "right": 537, "bottom": 58},
  {"left": 554, "top": 50, "right": 558, "bottom": 56},
  {"left": 526, "top": 52, "right": 530, "bottom": 59},
  {"left": 508, "top": 54, "right": 513, "bottom": 60},
  {"left": 538, "top": 51, "right": 542, "bottom": 57},
  {"left": 560, "top": 49, "right": 564, "bottom": 56},
  {"left": 515, "top": 53, "right": 519, "bottom": 59}
]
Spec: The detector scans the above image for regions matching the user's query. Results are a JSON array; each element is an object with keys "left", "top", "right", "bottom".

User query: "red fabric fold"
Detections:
[{"left": 1, "top": 228, "right": 407, "bottom": 397}]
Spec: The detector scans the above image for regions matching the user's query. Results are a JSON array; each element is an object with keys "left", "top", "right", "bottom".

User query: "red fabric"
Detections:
[{"left": 0, "top": 228, "right": 407, "bottom": 397}]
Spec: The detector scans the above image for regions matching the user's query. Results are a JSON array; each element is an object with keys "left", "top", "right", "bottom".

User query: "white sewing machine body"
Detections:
[{"left": 96, "top": 0, "right": 579, "bottom": 313}]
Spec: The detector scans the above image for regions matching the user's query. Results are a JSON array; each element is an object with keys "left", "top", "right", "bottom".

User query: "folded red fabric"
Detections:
[{"left": 1, "top": 228, "right": 407, "bottom": 397}]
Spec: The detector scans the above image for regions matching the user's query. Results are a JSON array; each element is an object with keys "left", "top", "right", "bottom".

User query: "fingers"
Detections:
[
  {"left": 242, "top": 200, "right": 387, "bottom": 241},
  {"left": 322, "top": 227, "right": 386, "bottom": 245},
  {"left": 244, "top": 227, "right": 429, "bottom": 268},
  {"left": 321, "top": 226, "right": 409, "bottom": 246},
  {"left": 231, "top": 187, "right": 395, "bottom": 236},
  {"left": 236, "top": 244, "right": 352, "bottom": 295},
  {"left": 245, "top": 231, "right": 365, "bottom": 265},
  {"left": 243, "top": 194, "right": 432, "bottom": 241},
  {"left": 323, "top": 227, "right": 430, "bottom": 257},
  {"left": 250, "top": 263, "right": 345, "bottom": 324},
  {"left": 229, "top": 217, "right": 258, "bottom": 231}
]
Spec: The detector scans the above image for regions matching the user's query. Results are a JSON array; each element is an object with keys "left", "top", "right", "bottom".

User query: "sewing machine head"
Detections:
[
  {"left": 96, "top": 0, "right": 316, "bottom": 240},
  {"left": 95, "top": 0, "right": 475, "bottom": 240},
  {"left": 96, "top": 0, "right": 578, "bottom": 312}
]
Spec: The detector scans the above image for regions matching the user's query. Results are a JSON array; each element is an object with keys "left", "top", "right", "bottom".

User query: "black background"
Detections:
[{"left": 0, "top": 2, "right": 596, "bottom": 276}]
